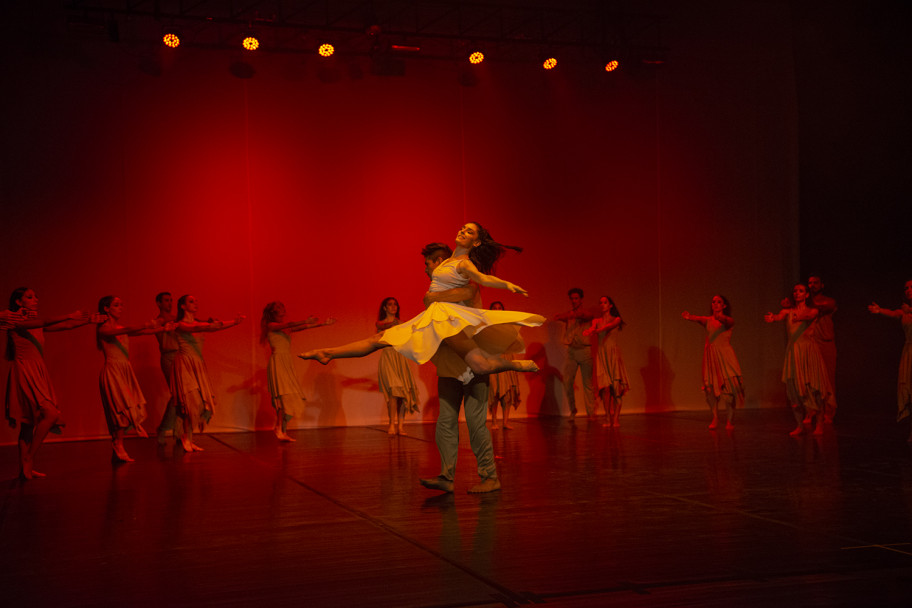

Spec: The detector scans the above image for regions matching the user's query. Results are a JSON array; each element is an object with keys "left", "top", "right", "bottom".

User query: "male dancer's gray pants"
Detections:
[{"left": 436, "top": 375, "right": 497, "bottom": 481}]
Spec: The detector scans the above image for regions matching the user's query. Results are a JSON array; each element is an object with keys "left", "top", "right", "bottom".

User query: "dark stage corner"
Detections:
[{"left": 2, "top": 410, "right": 911, "bottom": 606}]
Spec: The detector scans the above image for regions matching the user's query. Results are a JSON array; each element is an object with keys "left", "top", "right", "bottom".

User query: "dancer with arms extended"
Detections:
[
  {"left": 300, "top": 222, "right": 544, "bottom": 379},
  {"left": 261, "top": 301, "right": 333, "bottom": 442},
  {"left": 153, "top": 291, "right": 179, "bottom": 444},
  {"left": 5, "top": 287, "right": 101, "bottom": 479},
  {"left": 97, "top": 295, "right": 174, "bottom": 462},
  {"left": 583, "top": 296, "right": 629, "bottom": 427},
  {"left": 170, "top": 294, "right": 244, "bottom": 452},
  {"left": 868, "top": 279, "right": 912, "bottom": 442},
  {"left": 764, "top": 284, "right": 833, "bottom": 436},
  {"left": 375, "top": 297, "right": 420, "bottom": 435},
  {"left": 682, "top": 295, "right": 744, "bottom": 430}
]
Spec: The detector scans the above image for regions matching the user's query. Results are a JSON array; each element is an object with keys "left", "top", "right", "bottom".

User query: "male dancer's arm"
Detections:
[{"left": 424, "top": 283, "right": 480, "bottom": 308}]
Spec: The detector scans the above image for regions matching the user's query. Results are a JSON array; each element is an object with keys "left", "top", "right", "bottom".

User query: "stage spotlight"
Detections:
[
  {"left": 162, "top": 32, "right": 180, "bottom": 48},
  {"left": 242, "top": 36, "right": 259, "bottom": 51},
  {"left": 543, "top": 57, "right": 557, "bottom": 70},
  {"left": 318, "top": 43, "right": 335, "bottom": 57},
  {"left": 469, "top": 51, "right": 484, "bottom": 65},
  {"left": 604, "top": 60, "right": 619, "bottom": 72}
]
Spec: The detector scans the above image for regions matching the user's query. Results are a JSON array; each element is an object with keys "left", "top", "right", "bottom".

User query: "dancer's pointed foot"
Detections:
[
  {"left": 419, "top": 475, "right": 454, "bottom": 493},
  {"left": 513, "top": 359, "right": 539, "bottom": 373},
  {"left": 112, "top": 447, "right": 134, "bottom": 463},
  {"left": 503, "top": 422, "right": 513, "bottom": 430},
  {"left": 709, "top": 418, "right": 719, "bottom": 430},
  {"left": 387, "top": 424, "right": 397, "bottom": 436},
  {"left": 813, "top": 422, "right": 825, "bottom": 436},
  {"left": 725, "top": 422, "right": 735, "bottom": 431},
  {"left": 789, "top": 424, "right": 805, "bottom": 436},
  {"left": 491, "top": 422, "right": 501, "bottom": 430},
  {"left": 274, "top": 429, "right": 296, "bottom": 442},
  {"left": 397, "top": 423, "right": 406, "bottom": 435},
  {"left": 135, "top": 425, "right": 149, "bottom": 438},
  {"left": 468, "top": 478, "right": 501, "bottom": 493},
  {"left": 191, "top": 442, "right": 204, "bottom": 452},
  {"left": 299, "top": 349, "right": 332, "bottom": 365}
]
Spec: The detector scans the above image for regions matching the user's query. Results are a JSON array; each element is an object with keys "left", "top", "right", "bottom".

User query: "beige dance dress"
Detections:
[
  {"left": 377, "top": 341, "right": 420, "bottom": 414},
  {"left": 380, "top": 258, "right": 544, "bottom": 374},
  {"left": 702, "top": 318, "right": 745, "bottom": 405},
  {"left": 595, "top": 323, "right": 630, "bottom": 399},
  {"left": 782, "top": 314, "right": 834, "bottom": 413},
  {"left": 489, "top": 353, "right": 521, "bottom": 410},
  {"left": 99, "top": 334, "right": 147, "bottom": 433},
  {"left": 266, "top": 330, "right": 307, "bottom": 419},
  {"left": 5, "top": 327, "right": 63, "bottom": 432},
  {"left": 898, "top": 313, "right": 912, "bottom": 422},
  {"left": 170, "top": 330, "right": 216, "bottom": 433}
]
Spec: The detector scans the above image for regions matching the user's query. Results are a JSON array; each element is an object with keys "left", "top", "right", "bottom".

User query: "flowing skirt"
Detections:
[{"left": 100, "top": 359, "right": 147, "bottom": 433}]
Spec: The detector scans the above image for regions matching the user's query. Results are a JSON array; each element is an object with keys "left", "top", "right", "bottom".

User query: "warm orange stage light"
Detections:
[
  {"left": 543, "top": 57, "right": 557, "bottom": 70},
  {"left": 163, "top": 33, "right": 180, "bottom": 48},
  {"left": 242, "top": 36, "right": 259, "bottom": 51},
  {"left": 318, "top": 43, "right": 335, "bottom": 57},
  {"left": 605, "top": 60, "right": 619, "bottom": 72},
  {"left": 469, "top": 52, "right": 484, "bottom": 64}
]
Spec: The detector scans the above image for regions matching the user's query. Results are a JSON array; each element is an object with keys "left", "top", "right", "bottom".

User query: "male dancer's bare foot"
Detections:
[
  {"left": 468, "top": 478, "right": 501, "bottom": 493},
  {"left": 299, "top": 350, "right": 332, "bottom": 365},
  {"left": 420, "top": 476, "right": 454, "bottom": 493},
  {"left": 513, "top": 359, "right": 539, "bottom": 373}
]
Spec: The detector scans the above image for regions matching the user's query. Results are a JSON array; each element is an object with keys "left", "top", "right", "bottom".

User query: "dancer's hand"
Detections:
[
  {"left": 681, "top": 311, "right": 691, "bottom": 320},
  {"left": 506, "top": 282, "right": 529, "bottom": 297},
  {"left": 867, "top": 302, "right": 881, "bottom": 314}
]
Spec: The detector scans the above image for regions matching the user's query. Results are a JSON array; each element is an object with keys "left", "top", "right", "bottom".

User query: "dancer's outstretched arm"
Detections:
[{"left": 456, "top": 260, "right": 528, "bottom": 296}]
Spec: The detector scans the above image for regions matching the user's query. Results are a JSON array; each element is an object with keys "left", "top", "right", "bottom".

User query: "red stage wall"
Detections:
[{"left": 1, "top": 3, "right": 799, "bottom": 442}]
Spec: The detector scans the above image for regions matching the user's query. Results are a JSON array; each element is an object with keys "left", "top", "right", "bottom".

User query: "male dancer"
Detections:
[
  {"left": 554, "top": 288, "right": 595, "bottom": 418},
  {"left": 418, "top": 242, "right": 500, "bottom": 494}
]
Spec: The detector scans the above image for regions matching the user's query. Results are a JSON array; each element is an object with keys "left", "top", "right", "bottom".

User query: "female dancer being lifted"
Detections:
[{"left": 300, "top": 222, "right": 543, "bottom": 379}]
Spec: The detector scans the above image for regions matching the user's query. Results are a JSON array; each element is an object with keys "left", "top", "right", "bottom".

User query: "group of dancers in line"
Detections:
[{"left": 3, "top": 220, "right": 911, "bottom": 479}]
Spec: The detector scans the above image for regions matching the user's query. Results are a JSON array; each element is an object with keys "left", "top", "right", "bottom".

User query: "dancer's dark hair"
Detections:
[
  {"left": 711, "top": 295, "right": 732, "bottom": 317},
  {"left": 420, "top": 242, "right": 452, "bottom": 261},
  {"left": 378, "top": 297, "right": 401, "bottom": 322},
  {"left": 465, "top": 221, "right": 522, "bottom": 275},
  {"left": 600, "top": 296, "right": 627, "bottom": 330},
  {"left": 260, "top": 301, "right": 284, "bottom": 344}
]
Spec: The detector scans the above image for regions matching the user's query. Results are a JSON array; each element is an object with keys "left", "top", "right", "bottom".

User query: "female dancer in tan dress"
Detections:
[
  {"left": 868, "top": 279, "right": 912, "bottom": 442},
  {"left": 487, "top": 301, "right": 520, "bottom": 430},
  {"left": 261, "top": 301, "right": 333, "bottom": 441},
  {"left": 765, "top": 284, "right": 834, "bottom": 435},
  {"left": 682, "top": 295, "right": 744, "bottom": 430},
  {"left": 170, "top": 294, "right": 244, "bottom": 451},
  {"left": 5, "top": 287, "right": 99, "bottom": 478},
  {"left": 97, "top": 295, "right": 174, "bottom": 462},
  {"left": 583, "top": 296, "right": 629, "bottom": 427},
  {"left": 376, "top": 297, "right": 420, "bottom": 435}
]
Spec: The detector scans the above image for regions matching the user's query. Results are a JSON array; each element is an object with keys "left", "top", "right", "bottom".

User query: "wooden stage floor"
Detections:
[{"left": 2, "top": 410, "right": 911, "bottom": 607}]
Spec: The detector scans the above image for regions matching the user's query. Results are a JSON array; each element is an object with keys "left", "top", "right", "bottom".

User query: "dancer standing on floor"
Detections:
[
  {"left": 5, "top": 287, "right": 101, "bottom": 478},
  {"left": 868, "top": 279, "right": 912, "bottom": 442},
  {"left": 764, "top": 284, "right": 834, "bottom": 436},
  {"left": 261, "top": 301, "right": 333, "bottom": 442},
  {"left": 487, "top": 301, "right": 521, "bottom": 430},
  {"left": 153, "top": 291, "right": 179, "bottom": 443},
  {"left": 375, "top": 297, "right": 420, "bottom": 435},
  {"left": 583, "top": 296, "right": 629, "bottom": 427},
  {"left": 300, "top": 222, "right": 544, "bottom": 379},
  {"left": 170, "top": 294, "right": 244, "bottom": 452},
  {"left": 682, "top": 295, "right": 744, "bottom": 430},
  {"left": 808, "top": 275, "right": 838, "bottom": 422},
  {"left": 554, "top": 288, "right": 596, "bottom": 419},
  {"left": 97, "top": 295, "right": 174, "bottom": 462}
]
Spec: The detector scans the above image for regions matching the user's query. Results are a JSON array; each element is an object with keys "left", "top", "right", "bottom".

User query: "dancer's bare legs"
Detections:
[
  {"left": 177, "top": 391, "right": 205, "bottom": 451},
  {"left": 301, "top": 331, "right": 538, "bottom": 376},
  {"left": 707, "top": 393, "right": 720, "bottom": 430},
  {"left": 789, "top": 404, "right": 805, "bottom": 436},
  {"left": 112, "top": 428, "right": 134, "bottom": 462},
  {"left": 386, "top": 398, "right": 398, "bottom": 435},
  {"left": 19, "top": 404, "right": 60, "bottom": 479},
  {"left": 723, "top": 395, "right": 735, "bottom": 430}
]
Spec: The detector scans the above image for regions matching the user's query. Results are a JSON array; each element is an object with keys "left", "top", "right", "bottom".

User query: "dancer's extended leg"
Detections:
[
  {"left": 300, "top": 333, "right": 387, "bottom": 365},
  {"left": 445, "top": 332, "right": 538, "bottom": 376}
]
